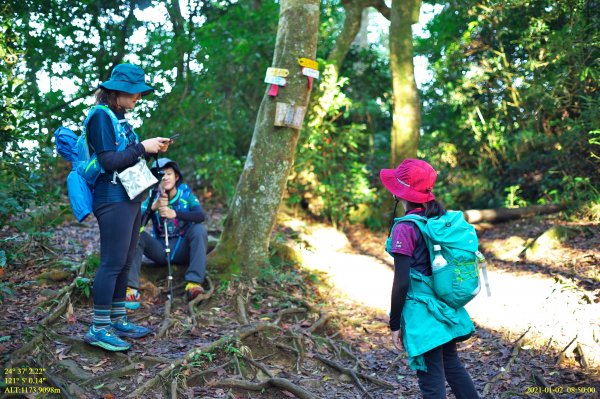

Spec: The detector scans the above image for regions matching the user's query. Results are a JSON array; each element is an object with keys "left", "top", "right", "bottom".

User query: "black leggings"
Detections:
[
  {"left": 417, "top": 340, "right": 480, "bottom": 399},
  {"left": 93, "top": 201, "right": 141, "bottom": 307}
]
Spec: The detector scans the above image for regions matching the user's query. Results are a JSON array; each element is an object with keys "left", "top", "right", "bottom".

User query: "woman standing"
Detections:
[{"left": 84, "top": 63, "right": 170, "bottom": 351}]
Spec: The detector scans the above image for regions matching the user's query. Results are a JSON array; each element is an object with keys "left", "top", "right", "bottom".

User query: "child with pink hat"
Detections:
[{"left": 380, "top": 159, "right": 480, "bottom": 398}]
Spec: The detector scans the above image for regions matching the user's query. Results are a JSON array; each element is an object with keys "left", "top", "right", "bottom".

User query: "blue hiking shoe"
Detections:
[
  {"left": 84, "top": 326, "right": 131, "bottom": 352},
  {"left": 111, "top": 316, "right": 152, "bottom": 339},
  {"left": 125, "top": 287, "right": 140, "bottom": 310}
]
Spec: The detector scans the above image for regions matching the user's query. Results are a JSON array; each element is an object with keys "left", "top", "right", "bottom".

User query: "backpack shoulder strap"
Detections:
[
  {"left": 388, "top": 214, "right": 426, "bottom": 238},
  {"left": 178, "top": 184, "right": 192, "bottom": 199},
  {"left": 83, "top": 105, "right": 134, "bottom": 150},
  {"left": 83, "top": 105, "right": 119, "bottom": 128},
  {"left": 397, "top": 214, "right": 435, "bottom": 250},
  {"left": 398, "top": 214, "right": 427, "bottom": 223},
  {"left": 397, "top": 214, "right": 428, "bottom": 232}
]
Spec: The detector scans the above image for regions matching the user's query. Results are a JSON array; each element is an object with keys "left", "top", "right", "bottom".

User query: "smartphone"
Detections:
[{"left": 168, "top": 133, "right": 180, "bottom": 141}]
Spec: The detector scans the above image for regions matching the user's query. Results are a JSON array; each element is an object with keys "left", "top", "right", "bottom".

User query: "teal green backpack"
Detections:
[{"left": 388, "top": 211, "right": 490, "bottom": 308}]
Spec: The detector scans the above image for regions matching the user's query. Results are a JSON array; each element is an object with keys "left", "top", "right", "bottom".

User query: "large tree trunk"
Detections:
[
  {"left": 208, "top": 0, "right": 320, "bottom": 278},
  {"left": 389, "top": 0, "right": 421, "bottom": 167}
]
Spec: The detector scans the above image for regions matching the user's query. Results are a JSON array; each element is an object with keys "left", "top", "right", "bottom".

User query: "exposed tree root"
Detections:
[
  {"left": 555, "top": 335, "right": 578, "bottom": 366},
  {"left": 157, "top": 316, "right": 175, "bottom": 338},
  {"left": 276, "top": 342, "right": 299, "bottom": 355},
  {"left": 157, "top": 304, "right": 173, "bottom": 337},
  {"left": 40, "top": 293, "right": 71, "bottom": 329},
  {"left": 83, "top": 363, "right": 141, "bottom": 387},
  {"left": 188, "top": 360, "right": 234, "bottom": 385},
  {"left": 36, "top": 260, "right": 85, "bottom": 310},
  {"left": 44, "top": 369, "right": 77, "bottom": 399},
  {"left": 315, "top": 354, "right": 385, "bottom": 398},
  {"left": 9, "top": 334, "right": 45, "bottom": 366},
  {"left": 483, "top": 327, "right": 531, "bottom": 396},
  {"left": 575, "top": 342, "right": 589, "bottom": 369},
  {"left": 28, "top": 355, "right": 78, "bottom": 399},
  {"left": 12, "top": 265, "right": 85, "bottom": 366},
  {"left": 215, "top": 377, "right": 317, "bottom": 399},
  {"left": 271, "top": 307, "right": 307, "bottom": 324},
  {"left": 37, "top": 280, "right": 76, "bottom": 310},
  {"left": 308, "top": 311, "right": 331, "bottom": 333},
  {"left": 240, "top": 354, "right": 274, "bottom": 378},
  {"left": 532, "top": 370, "right": 559, "bottom": 399},
  {"left": 11, "top": 311, "right": 74, "bottom": 367},
  {"left": 126, "top": 322, "right": 280, "bottom": 398},
  {"left": 189, "top": 276, "right": 215, "bottom": 325},
  {"left": 236, "top": 293, "right": 249, "bottom": 325}
]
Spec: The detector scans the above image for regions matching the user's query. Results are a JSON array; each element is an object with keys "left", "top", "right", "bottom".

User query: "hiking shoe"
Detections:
[
  {"left": 125, "top": 287, "right": 140, "bottom": 310},
  {"left": 84, "top": 326, "right": 131, "bottom": 352},
  {"left": 111, "top": 316, "right": 152, "bottom": 339},
  {"left": 186, "top": 282, "right": 205, "bottom": 301}
]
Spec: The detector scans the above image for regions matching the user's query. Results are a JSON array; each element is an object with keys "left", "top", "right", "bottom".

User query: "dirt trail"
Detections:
[
  {"left": 3, "top": 212, "right": 598, "bottom": 398},
  {"left": 284, "top": 216, "right": 600, "bottom": 388}
]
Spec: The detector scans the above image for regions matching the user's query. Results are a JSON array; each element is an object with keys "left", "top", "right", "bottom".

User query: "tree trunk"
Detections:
[
  {"left": 327, "top": 0, "right": 390, "bottom": 77},
  {"left": 327, "top": 0, "right": 364, "bottom": 75},
  {"left": 389, "top": 0, "right": 421, "bottom": 167},
  {"left": 311, "top": 0, "right": 389, "bottom": 128},
  {"left": 208, "top": 0, "right": 320, "bottom": 279},
  {"left": 167, "top": 0, "right": 188, "bottom": 88}
]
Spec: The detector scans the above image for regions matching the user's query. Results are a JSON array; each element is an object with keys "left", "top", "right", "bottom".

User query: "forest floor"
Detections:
[{"left": 0, "top": 207, "right": 599, "bottom": 399}]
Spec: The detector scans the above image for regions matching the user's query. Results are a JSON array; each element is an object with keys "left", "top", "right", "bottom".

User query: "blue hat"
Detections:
[{"left": 99, "top": 63, "right": 154, "bottom": 96}]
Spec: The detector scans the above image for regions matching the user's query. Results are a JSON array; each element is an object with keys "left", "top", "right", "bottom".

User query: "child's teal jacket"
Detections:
[{"left": 386, "top": 240, "right": 475, "bottom": 370}]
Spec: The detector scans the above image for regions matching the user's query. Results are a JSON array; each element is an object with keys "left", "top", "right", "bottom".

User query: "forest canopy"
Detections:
[{"left": 1, "top": 0, "right": 598, "bottom": 226}]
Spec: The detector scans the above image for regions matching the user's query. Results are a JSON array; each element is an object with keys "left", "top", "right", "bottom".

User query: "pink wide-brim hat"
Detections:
[{"left": 380, "top": 158, "right": 437, "bottom": 203}]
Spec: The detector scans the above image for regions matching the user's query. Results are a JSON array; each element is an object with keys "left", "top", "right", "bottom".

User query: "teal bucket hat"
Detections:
[{"left": 99, "top": 63, "right": 154, "bottom": 96}]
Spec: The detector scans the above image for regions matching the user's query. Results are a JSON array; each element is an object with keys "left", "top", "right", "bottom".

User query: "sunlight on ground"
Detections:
[
  {"left": 285, "top": 219, "right": 600, "bottom": 368},
  {"left": 466, "top": 268, "right": 598, "bottom": 351},
  {"left": 285, "top": 221, "right": 393, "bottom": 313}
]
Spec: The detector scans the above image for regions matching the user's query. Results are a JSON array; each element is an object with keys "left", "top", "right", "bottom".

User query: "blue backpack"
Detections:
[
  {"left": 54, "top": 105, "right": 137, "bottom": 222},
  {"left": 387, "top": 211, "right": 491, "bottom": 308}
]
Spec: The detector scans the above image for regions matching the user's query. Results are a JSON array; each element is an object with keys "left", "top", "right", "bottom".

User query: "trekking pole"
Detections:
[
  {"left": 164, "top": 220, "right": 175, "bottom": 301},
  {"left": 153, "top": 156, "right": 174, "bottom": 302},
  {"left": 140, "top": 155, "right": 163, "bottom": 232}
]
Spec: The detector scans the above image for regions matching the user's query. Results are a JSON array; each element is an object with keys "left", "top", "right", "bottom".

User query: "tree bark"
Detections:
[
  {"left": 327, "top": 0, "right": 390, "bottom": 76},
  {"left": 208, "top": 0, "right": 320, "bottom": 278},
  {"left": 310, "top": 0, "right": 389, "bottom": 129},
  {"left": 389, "top": 0, "right": 421, "bottom": 167},
  {"left": 327, "top": 0, "right": 364, "bottom": 75}
]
